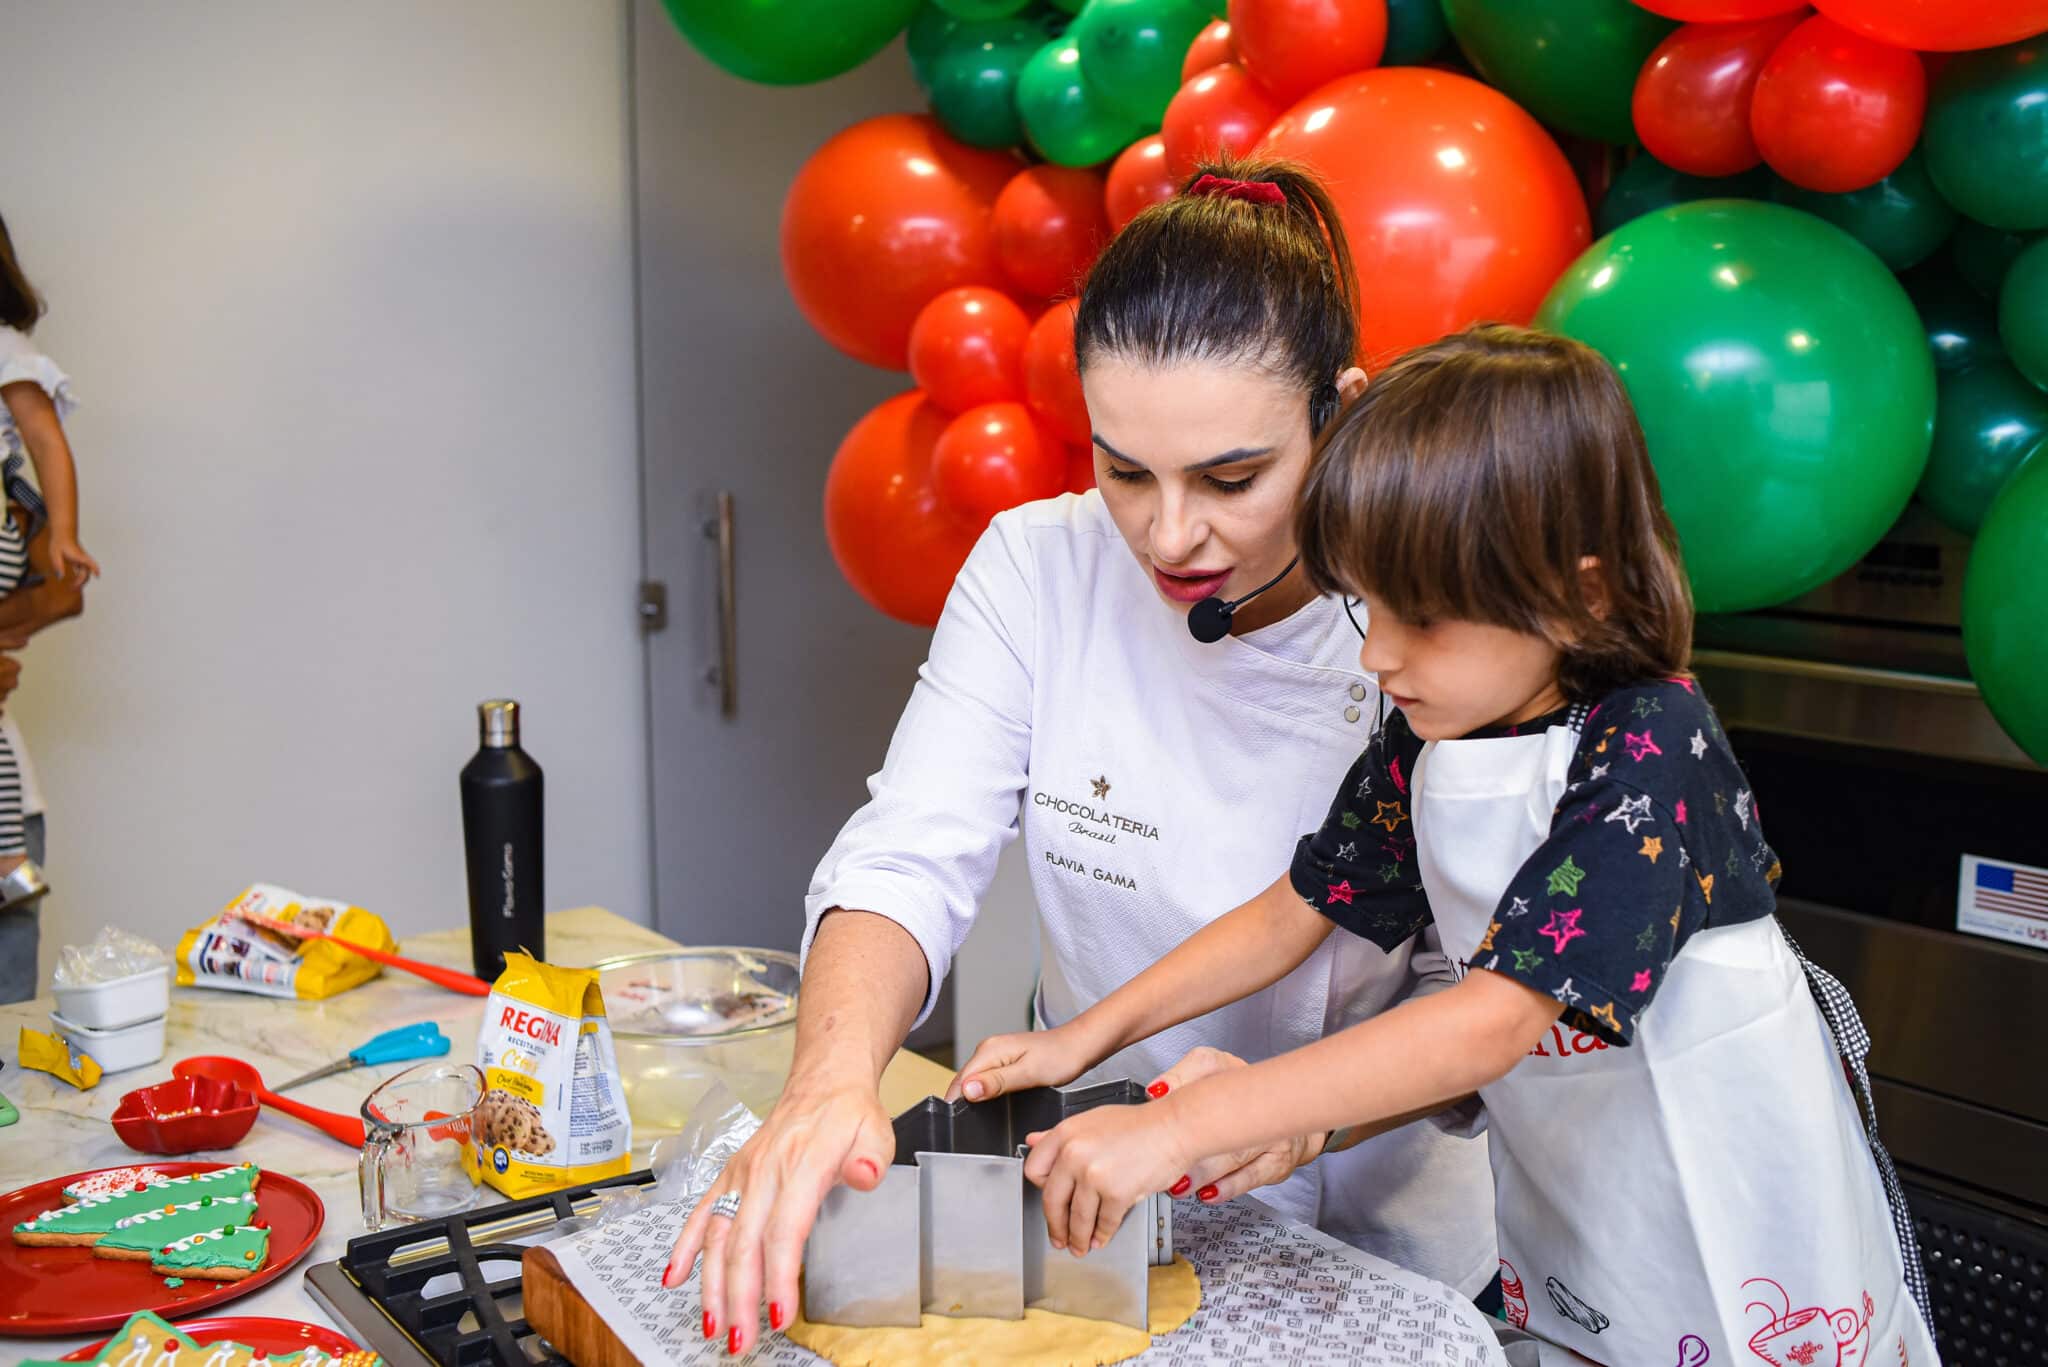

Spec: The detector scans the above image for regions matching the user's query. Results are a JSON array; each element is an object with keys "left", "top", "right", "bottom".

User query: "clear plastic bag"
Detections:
[
  {"left": 538, "top": 1081, "right": 760, "bottom": 1246},
  {"left": 52, "top": 927, "right": 167, "bottom": 988}
]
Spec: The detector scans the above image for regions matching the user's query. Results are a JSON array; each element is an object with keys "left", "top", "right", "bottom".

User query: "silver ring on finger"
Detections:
[{"left": 709, "top": 1190, "right": 742, "bottom": 1221}]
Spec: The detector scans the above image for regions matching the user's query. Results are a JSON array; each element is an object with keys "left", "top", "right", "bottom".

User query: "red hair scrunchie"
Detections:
[{"left": 1185, "top": 174, "right": 1287, "bottom": 206}]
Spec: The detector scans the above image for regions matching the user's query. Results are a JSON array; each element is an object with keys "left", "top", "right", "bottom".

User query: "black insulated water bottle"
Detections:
[{"left": 461, "top": 698, "right": 544, "bottom": 981}]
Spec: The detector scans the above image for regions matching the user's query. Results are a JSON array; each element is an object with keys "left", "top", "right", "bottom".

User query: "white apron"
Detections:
[{"left": 1411, "top": 723, "right": 1938, "bottom": 1367}]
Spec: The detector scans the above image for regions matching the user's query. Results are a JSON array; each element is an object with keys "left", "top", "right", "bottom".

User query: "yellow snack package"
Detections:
[
  {"left": 474, "top": 951, "right": 632, "bottom": 1197},
  {"left": 19, "top": 1026, "right": 102, "bottom": 1089},
  {"left": 174, "top": 883, "right": 399, "bottom": 1000}
]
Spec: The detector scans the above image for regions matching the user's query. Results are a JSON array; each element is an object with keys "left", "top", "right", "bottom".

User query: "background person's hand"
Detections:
[
  {"left": 663, "top": 1078, "right": 895, "bottom": 1356},
  {"left": 1148, "top": 1046, "right": 1328, "bottom": 1205},
  {"left": 946, "top": 1022, "right": 1097, "bottom": 1103},
  {"left": 50, "top": 534, "right": 98, "bottom": 583}
]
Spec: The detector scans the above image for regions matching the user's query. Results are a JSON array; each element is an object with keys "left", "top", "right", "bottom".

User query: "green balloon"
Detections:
[
  {"left": 1384, "top": 0, "right": 1453, "bottom": 65},
  {"left": 935, "top": 0, "right": 1031, "bottom": 16},
  {"left": 1442, "top": 0, "right": 1676, "bottom": 144},
  {"left": 1072, "top": 0, "right": 1210, "bottom": 126},
  {"left": 1597, "top": 155, "right": 1776, "bottom": 237},
  {"left": 1018, "top": 34, "right": 1149, "bottom": 166},
  {"left": 1536, "top": 201, "right": 1935, "bottom": 613},
  {"left": 1964, "top": 445, "right": 2048, "bottom": 763},
  {"left": 1047, "top": 0, "right": 1085, "bottom": 10},
  {"left": 1772, "top": 149, "right": 1958, "bottom": 273},
  {"left": 1924, "top": 35, "right": 2048, "bottom": 233},
  {"left": 928, "top": 16, "right": 1044, "bottom": 147},
  {"left": 1902, "top": 262, "right": 2005, "bottom": 373},
  {"left": 660, "top": 0, "right": 920, "bottom": 85},
  {"left": 908, "top": 3, "right": 960, "bottom": 89},
  {"left": 1998, "top": 237, "right": 2048, "bottom": 391},
  {"left": 1951, "top": 218, "right": 2041, "bottom": 299},
  {"left": 1918, "top": 361, "right": 2048, "bottom": 536}
]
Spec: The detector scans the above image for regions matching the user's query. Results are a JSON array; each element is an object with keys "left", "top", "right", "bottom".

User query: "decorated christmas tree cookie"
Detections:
[
  {"left": 12, "top": 1163, "right": 270, "bottom": 1279},
  {"left": 17, "top": 1309, "right": 383, "bottom": 1367}
]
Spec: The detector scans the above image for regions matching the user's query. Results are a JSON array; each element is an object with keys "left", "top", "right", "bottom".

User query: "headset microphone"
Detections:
[{"left": 1187, "top": 556, "right": 1300, "bottom": 644}]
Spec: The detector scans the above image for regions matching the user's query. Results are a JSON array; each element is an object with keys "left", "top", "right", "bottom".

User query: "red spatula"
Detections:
[{"left": 223, "top": 905, "right": 492, "bottom": 996}]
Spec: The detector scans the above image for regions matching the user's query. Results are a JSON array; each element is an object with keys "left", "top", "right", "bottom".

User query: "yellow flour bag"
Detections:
[
  {"left": 174, "top": 883, "right": 397, "bottom": 1000},
  {"left": 474, "top": 951, "right": 632, "bottom": 1196}
]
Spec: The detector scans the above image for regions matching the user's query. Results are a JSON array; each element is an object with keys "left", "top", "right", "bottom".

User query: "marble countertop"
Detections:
[{"left": 0, "top": 906, "right": 953, "bottom": 1358}]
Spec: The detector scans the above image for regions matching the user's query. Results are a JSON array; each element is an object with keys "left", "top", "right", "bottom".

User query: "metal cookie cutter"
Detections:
[{"left": 801, "top": 1080, "right": 1175, "bottom": 1332}]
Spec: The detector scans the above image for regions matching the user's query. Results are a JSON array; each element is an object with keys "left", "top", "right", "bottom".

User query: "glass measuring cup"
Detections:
[{"left": 359, "top": 1061, "right": 485, "bottom": 1231}]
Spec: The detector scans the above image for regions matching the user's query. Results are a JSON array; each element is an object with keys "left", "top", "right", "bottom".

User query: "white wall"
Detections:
[{"left": 1, "top": 1, "right": 649, "bottom": 982}]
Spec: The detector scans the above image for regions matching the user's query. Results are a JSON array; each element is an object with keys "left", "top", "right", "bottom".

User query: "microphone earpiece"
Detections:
[
  {"left": 1186, "top": 556, "right": 1300, "bottom": 644},
  {"left": 1187, "top": 597, "right": 1234, "bottom": 644}
]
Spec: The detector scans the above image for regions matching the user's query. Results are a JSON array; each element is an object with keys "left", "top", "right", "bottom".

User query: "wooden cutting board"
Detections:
[
  {"left": 521, "top": 1050, "right": 954, "bottom": 1365},
  {"left": 525, "top": 1245, "right": 644, "bottom": 1367}
]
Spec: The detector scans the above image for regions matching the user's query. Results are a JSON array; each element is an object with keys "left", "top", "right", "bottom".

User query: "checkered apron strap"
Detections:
[{"left": 1779, "top": 925, "right": 1932, "bottom": 1323}]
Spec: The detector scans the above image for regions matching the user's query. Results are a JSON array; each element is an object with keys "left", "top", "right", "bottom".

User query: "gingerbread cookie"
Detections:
[
  {"left": 476, "top": 1088, "right": 554, "bottom": 1156},
  {"left": 17, "top": 1309, "right": 384, "bottom": 1367},
  {"left": 12, "top": 1163, "right": 270, "bottom": 1279}
]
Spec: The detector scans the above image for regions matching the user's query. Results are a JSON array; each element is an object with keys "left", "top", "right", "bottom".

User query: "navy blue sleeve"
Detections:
[
  {"left": 1474, "top": 680, "right": 1780, "bottom": 1045},
  {"left": 1289, "top": 709, "right": 1433, "bottom": 952}
]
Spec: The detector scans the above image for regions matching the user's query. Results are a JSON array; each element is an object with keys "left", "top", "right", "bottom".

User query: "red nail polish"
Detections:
[
  {"left": 1197, "top": 1184, "right": 1219, "bottom": 1202},
  {"left": 1169, "top": 1175, "right": 1192, "bottom": 1197},
  {"left": 702, "top": 1311, "right": 715, "bottom": 1339},
  {"left": 1146, "top": 1081, "right": 1169, "bottom": 1098},
  {"left": 770, "top": 1302, "right": 785, "bottom": 1330},
  {"left": 728, "top": 1325, "right": 741, "bottom": 1354}
]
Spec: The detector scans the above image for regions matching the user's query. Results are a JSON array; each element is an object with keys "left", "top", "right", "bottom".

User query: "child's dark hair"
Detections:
[
  {"left": 1298, "top": 324, "right": 1693, "bottom": 702},
  {"left": 1074, "top": 155, "right": 1356, "bottom": 435},
  {"left": 0, "top": 215, "right": 42, "bottom": 333}
]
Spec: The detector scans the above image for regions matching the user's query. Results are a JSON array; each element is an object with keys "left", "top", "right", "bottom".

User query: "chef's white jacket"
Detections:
[{"left": 804, "top": 491, "right": 1497, "bottom": 1295}]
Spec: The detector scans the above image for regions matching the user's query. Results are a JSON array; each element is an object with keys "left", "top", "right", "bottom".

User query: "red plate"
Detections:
[
  {"left": 61, "top": 1316, "right": 364, "bottom": 1361},
  {"left": 0, "top": 1162, "right": 326, "bottom": 1337}
]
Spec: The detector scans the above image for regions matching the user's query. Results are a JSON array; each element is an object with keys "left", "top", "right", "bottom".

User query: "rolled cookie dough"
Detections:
[{"left": 786, "top": 1255, "right": 1200, "bottom": 1366}]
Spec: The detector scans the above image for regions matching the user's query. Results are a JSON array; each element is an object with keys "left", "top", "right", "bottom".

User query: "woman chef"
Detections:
[{"left": 666, "top": 159, "right": 1497, "bottom": 1357}]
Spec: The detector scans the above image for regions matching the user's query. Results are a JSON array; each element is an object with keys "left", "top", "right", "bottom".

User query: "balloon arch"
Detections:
[{"left": 660, "top": 0, "right": 2048, "bottom": 764}]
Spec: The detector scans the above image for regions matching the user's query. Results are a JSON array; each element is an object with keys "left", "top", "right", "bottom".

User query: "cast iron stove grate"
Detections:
[{"left": 305, "top": 1170, "right": 657, "bottom": 1367}]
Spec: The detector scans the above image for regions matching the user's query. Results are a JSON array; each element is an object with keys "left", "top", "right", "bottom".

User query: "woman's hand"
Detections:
[
  {"left": 946, "top": 1023, "right": 1098, "bottom": 1103},
  {"left": 1148, "top": 1046, "right": 1328, "bottom": 1206},
  {"left": 663, "top": 1077, "right": 896, "bottom": 1355},
  {"left": 1023, "top": 1100, "right": 1191, "bottom": 1255},
  {"left": 48, "top": 534, "right": 97, "bottom": 584}
]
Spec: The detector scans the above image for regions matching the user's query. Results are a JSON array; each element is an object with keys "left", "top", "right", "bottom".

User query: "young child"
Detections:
[
  {"left": 0, "top": 212, "right": 99, "bottom": 909},
  {"left": 952, "top": 325, "right": 1936, "bottom": 1365}
]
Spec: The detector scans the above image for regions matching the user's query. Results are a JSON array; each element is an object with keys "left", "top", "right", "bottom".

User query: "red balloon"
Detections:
[
  {"left": 824, "top": 391, "right": 983, "bottom": 627},
  {"left": 781, "top": 115, "right": 1020, "bottom": 371},
  {"left": 1812, "top": 0, "right": 2048, "bottom": 52},
  {"left": 1064, "top": 443, "right": 1098, "bottom": 494},
  {"left": 1750, "top": 14, "right": 1924, "bottom": 195},
  {"left": 1164, "top": 63, "right": 1285, "bottom": 181},
  {"left": 1631, "top": 0, "right": 1807, "bottom": 18},
  {"left": 932, "top": 402, "right": 1068, "bottom": 524},
  {"left": 1024, "top": 302, "right": 1093, "bottom": 445},
  {"left": 908, "top": 287, "right": 1033, "bottom": 415},
  {"left": 1182, "top": 18, "right": 1237, "bottom": 83},
  {"left": 992, "top": 166, "right": 1110, "bottom": 303},
  {"left": 1632, "top": 14, "right": 1807, "bottom": 178},
  {"left": 1106, "top": 135, "right": 1180, "bottom": 232},
  {"left": 1229, "top": 0, "right": 1388, "bottom": 110},
  {"left": 1259, "top": 68, "right": 1590, "bottom": 365}
]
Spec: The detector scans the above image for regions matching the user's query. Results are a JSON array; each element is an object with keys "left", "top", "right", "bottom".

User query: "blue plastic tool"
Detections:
[{"left": 271, "top": 1021, "right": 452, "bottom": 1092}]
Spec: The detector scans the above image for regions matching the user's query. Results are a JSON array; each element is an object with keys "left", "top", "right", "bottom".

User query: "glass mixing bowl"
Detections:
[{"left": 594, "top": 947, "right": 799, "bottom": 1136}]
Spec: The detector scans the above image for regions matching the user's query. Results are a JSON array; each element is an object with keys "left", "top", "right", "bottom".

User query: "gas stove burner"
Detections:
[{"left": 305, "top": 1170, "right": 656, "bottom": 1366}]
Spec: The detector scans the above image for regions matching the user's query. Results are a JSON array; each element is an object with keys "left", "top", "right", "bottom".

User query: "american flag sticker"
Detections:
[{"left": 1958, "top": 854, "right": 2048, "bottom": 951}]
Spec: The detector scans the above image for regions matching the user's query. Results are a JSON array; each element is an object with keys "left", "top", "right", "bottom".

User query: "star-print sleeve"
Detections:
[
  {"left": 1289, "top": 708, "right": 1432, "bottom": 952},
  {"left": 1475, "top": 680, "right": 1776, "bottom": 1046}
]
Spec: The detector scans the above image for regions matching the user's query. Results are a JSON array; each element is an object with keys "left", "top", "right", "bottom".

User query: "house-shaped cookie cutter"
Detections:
[{"left": 801, "top": 1080, "right": 1174, "bottom": 1332}]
